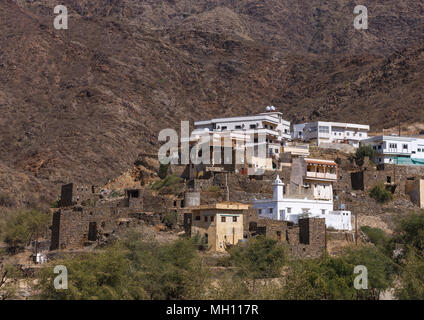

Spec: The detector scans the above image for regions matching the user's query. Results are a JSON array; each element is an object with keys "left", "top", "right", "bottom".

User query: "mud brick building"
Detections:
[
  {"left": 186, "top": 202, "right": 248, "bottom": 252},
  {"left": 51, "top": 183, "right": 201, "bottom": 250},
  {"left": 249, "top": 217, "right": 326, "bottom": 258},
  {"left": 336, "top": 157, "right": 424, "bottom": 196}
]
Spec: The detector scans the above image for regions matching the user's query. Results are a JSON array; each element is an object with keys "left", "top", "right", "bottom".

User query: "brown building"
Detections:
[
  {"left": 190, "top": 202, "right": 248, "bottom": 252},
  {"left": 249, "top": 217, "right": 326, "bottom": 258}
]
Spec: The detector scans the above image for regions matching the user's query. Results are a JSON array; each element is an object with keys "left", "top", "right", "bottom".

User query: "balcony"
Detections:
[
  {"left": 306, "top": 171, "right": 337, "bottom": 180},
  {"left": 282, "top": 143, "right": 310, "bottom": 156}
]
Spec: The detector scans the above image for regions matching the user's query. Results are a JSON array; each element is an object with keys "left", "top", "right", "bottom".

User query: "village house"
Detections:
[
  {"left": 292, "top": 121, "right": 370, "bottom": 148},
  {"left": 193, "top": 110, "right": 291, "bottom": 170},
  {"left": 188, "top": 202, "right": 248, "bottom": 252},
  {"left": 361, "top": 135, "right": 424, "bottom": 165},
  {"left": 193, "top": 110, "right": 291, "bottom": 141},
  {"left": 253, "top": 171, "right": 352, "bottom": 231}
]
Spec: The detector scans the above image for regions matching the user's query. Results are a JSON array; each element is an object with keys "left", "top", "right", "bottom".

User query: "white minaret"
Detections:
[{"left": 273, "top": 175, "right": 284, "bottom": 201}]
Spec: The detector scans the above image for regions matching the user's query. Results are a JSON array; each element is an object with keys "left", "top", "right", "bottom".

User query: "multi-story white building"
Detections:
[
  {"left": 292, "top": 121, "right": 370, "bottom": 148},
  {"left": 253, "top": 175, "right": 352, "bottom": 231},
  {"left": 194, "top": 111, "right": 291, "bottom": 141},
  {"left": 193, "top": 111, "right": 291, "bottom": 171},
  {"left": 361, "top": 135, "right": 424, "bottom": 165}
]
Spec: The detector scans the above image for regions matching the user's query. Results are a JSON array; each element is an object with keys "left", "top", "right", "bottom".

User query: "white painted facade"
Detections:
[
  {"left": 292, "top": 121, "right": 370, "bottom": 148},
  {"left": 253, "top": 176, "right": 352, "bottom": 231},
  {"left": 194, "top": 111, "right": 291, "bottom": 141},
  {"left": 361, "top": 135, "right": 424, "bottom": 165}
]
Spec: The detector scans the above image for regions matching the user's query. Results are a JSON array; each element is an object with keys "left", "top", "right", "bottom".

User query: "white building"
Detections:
[
  {"left": 292, "top": 121, "right": 370, "bottom": 148},
  {"left": 253, "top": 175, "right": 352, "bottom": 231},
  {"left": 194, "top": 111, "right": 291, "bottom": 141},
  {"left": 361, "top": 135, "right": 424, "bottom": 165},
  {"left": 193, "top": 110, "right": 291, "bottom": 171}
]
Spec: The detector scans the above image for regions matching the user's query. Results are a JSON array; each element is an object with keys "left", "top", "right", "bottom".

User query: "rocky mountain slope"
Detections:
[{"left": 0, "top": 0, "right": 423, "bottom": 206}]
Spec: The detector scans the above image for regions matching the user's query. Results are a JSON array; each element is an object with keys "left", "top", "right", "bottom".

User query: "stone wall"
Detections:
[{"left": 250, "top": 217, "right": 326, "bottom": 259}]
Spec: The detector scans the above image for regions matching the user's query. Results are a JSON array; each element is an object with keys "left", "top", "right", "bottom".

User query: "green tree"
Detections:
[
  {"left": 278, "top": 256, "right": 355, "bottom": 300},
  {"left": 343, "top": 246, "right": 394, "bottom": 300},
  {"left": 393, "top": 211, "right": 424, "bottom": 253},
  {"left": 355, "top": 145, "right": 376, "bottom": 161},
  {"left": 228, "top": 236, "right": 286, "bottom": 279},
  {"left": 38, "top": 243, "right": 145, "bottom": 300},
  {"left": 395, "top": 247, "right": 424, "bottom": 299},
  {"left": 38, "top": 233, "right": 209, "bottom": 300},
  {"left": 2, "top": 210, "right": 50, "bottom": 253}
]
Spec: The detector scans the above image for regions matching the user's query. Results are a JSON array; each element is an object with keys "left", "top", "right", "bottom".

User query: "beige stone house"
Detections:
[{"left": 191, "top": 202, "right": 248, "bottom": 252}]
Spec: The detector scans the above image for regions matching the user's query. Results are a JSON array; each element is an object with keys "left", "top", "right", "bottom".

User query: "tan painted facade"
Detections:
[
  {"left": 191, "top": 202, "right": 247, "bottom": 252},
  {"left": 406, "top": 179, "right": 424, "bottom": 208}
]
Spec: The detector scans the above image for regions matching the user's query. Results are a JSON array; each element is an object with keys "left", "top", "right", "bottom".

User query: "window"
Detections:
[
  {"left": 269, "top": 208, "right": 273, "bottom": 214},
  {"left": 250, "top": 124, "right": 256, "bottom": 129},
  {"left": 275, "top": 149, "right": 279, "bottom": 153},
  {"left": 319, "top": 126, "right": 329, "bottom": 133},
  {"left": 403, "top": 144, "right": 408, "bottom": 150},
  {"left": 221, "top": 216, "right": 226, "bottom": 222},
  {"left": 389, "top": 143, "right": 397, "bottom": 149},
  {"left": 287, "top": 208, "right": 291, "bottom": 213},
  {"left": 258, "top": 209, "right": 262, "bottom": 214},
  {"left": 210, "top": 216, "right": 214, "bottom": 222},
  {"left": 195, "top": 215, "right": 200, "bottom": 221},
  {"left": 204, "top": 216, "right": 208, "bottom": 222},
  {"left": 418, "top": 148, "right": 422, "bottom": 152},
  {"left": 233, "top": 216, "right": 237, "bottom": 222},
  {"left": 321, "top": 209, "right": 326, "bottom": 215},
  {"left": 235, "top": 125, "right": 242, "bottom": 130},
  {"left": 359, "top": 133, "right": 362, "bottom": 137},
  {"left": 221, "top": 126, "right": 227, "bottom": 131},
  {"left": 346, "top": 132, "right": 350, "bottom": 136}
]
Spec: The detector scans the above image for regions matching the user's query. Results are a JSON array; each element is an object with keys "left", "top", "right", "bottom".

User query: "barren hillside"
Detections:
[{"left": 0, "top": 0, "right": 423, "bottom": 205}]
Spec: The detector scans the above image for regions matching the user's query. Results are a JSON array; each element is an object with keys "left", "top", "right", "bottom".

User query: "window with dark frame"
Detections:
[{"left": 221, "top": 216, "right": 226, "bottom": 222}]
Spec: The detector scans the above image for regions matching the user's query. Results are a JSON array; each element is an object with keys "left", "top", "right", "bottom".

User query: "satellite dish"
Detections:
[
  {"left": 265, "top": 106, "right": 271, "bottom": 111},
  {"left": 271, "top": 106, "right": 276, "bottom": 111}
]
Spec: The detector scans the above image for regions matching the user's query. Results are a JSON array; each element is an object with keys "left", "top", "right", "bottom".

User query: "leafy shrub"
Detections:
[
  {"left": 2, "top": 210, "right": 50, "bottom": 253},
  {"left": 151, "top": 175, "right": 183, "bottom": 191},
  {"left": 355, "top": 145, "right": 376, "bottom": 161},
  {"left": 227, "top": 236, "right": 286, "bottom": 279},
  {"left": 50, "top": 197, "right": 61, "bottom": 208},
  {"left": 163, "top": 212, "right": 178, "bottom": 229},
  {"left": 393, "top": 211, "right": 424, "bottom": 253},
  {"left": 342, "top": 246, "right": 394, "bottom": 300},
  {"left": 38, "top": 235, "right": 209, "bottom": 300},
  {"left": 369, "top": 183, "right": 393, "bottom": 203},
  {"left": 158, "top": 163, "right": 170, "bottom": 179},
  {"left": 360, "top": 226, "right": 388, "bottom": 248}
]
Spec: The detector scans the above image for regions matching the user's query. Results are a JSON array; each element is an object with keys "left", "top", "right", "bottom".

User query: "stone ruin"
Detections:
[
  {"left": 50, "top": 183, "right": 201, "bottom": 250},
  {"left": 249, "top": 217, "right": 326, "bottom": 259}
]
